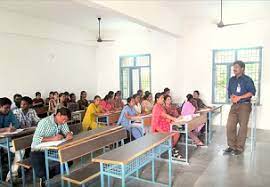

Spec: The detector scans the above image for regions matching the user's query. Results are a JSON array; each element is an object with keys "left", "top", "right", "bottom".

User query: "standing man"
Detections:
[{"left": 224, "top": 61, "right": 256, "bottom": 155}]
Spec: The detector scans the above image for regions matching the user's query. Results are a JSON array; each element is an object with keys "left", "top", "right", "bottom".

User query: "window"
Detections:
[
  {"left": 212, "top": 47, "right": 262, "bottom": 104},
  {"left": 120, "top": 54, "right": 151, "bottom": 99}
]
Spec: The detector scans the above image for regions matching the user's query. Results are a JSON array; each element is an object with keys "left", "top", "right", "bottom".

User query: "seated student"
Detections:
[
  {"left": 181, "top": 94, "right": 205, "bottom": 146},
  {"left": 13, "top": 96, "right": 40, "bottom": 128},
  {"left": 151, "top": 93, "right": 180, "bottom": 158},
  {"left": 164, "top": 87, "right": 171, "bottom": 96},
  {"left": 82, "top": 95, "right": 103, "bottom": 131},
  {"left": 45, "top": 91, "right": 54, "bottom": 105},
  {"left": 164, "top": 95, "right": 180, "bottom": 117},
  {"left": 33, "top": 92, "right": 45, "bottom": 108},
  {"left": 56, "top": 93, "right": 66, "bottom": 110},
  {"left": 133, "top": 94, "right": 142, "bottom": 114},
  {"left": 77, "top": 91, "right": 88, "bottom": 110},
  {"left": 113, "top": 91, "right": 124, "bottom": 110},
  {"left": 7, "top": 96, "right": 40, "bottom": 181},
  {"left": 117, "top": 97, "right": 142, "bottom": 139},
  {"left": 100, "top": 94, "right": 114, "bottom": 112},
  {"left": 193, "top": 90, "right": 211, "bottom": 110},
  {"left": 67, "top": 93, "right": 79, "bottom": 112},
  {"left": 0, "top": 97, "right": 20, "bottom": 182},
  {"left": 48, "top": 91, "right": 59, "bottom": 114},
  {"left": 64, "top": 91, "right": 70, "bottom": 104},
  {"left": 11, "top": 94, "right": 22, "bottom": 111},
  {"left": 30, "top": 107, "right": 73, "bottom": 186},
  {"left": 141, "top": 91, "right": 153, "bottom": 113},
  {"left": 137, "top": 89, "right": 143, "bottom": 102}
]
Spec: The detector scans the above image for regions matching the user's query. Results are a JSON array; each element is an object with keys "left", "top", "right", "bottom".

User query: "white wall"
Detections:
[
  {"left": 95, "top": 30, "right": 177, "bottom": 98},
  {"left": 0, "top": 9, "right": 97, "bottom": 100}
]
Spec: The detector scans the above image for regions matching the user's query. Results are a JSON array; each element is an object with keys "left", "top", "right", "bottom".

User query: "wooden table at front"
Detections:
[
  {"left": 43, "top": 125, "right": 122, "bottom": 187},
  {"left": 171, "top": 114, "right": 207, "bottom": 164},
  {"left": 96, "top": 111, "right": 121, "bottom": 126},
  {"left": 0, "top": 127, "right": 36, "bottom": 186},
  {"left": 92, "top": 133, "right": 173, "bottom": 187}
]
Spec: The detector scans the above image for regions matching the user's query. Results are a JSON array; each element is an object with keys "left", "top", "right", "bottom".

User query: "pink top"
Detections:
[
  {"left": 100, "top": 100, "right": 113, "bottom": 111},
  {"left": 151, "top": 104, "right": 171, "bottom": 133},
  {"left": 181, "top": 101, "right": 196, "bottom": 116}
]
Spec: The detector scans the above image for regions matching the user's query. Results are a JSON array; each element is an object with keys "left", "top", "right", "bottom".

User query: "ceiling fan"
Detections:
[
  {"left": 89, "top": 17, "right": 115, "bottom": 42},
  {"left": 216, "top": 0, "right": 246, "bottom": 28}
]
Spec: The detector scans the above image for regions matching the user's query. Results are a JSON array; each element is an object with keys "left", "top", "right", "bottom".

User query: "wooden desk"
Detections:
[
  {"left": 171, "top": 114, "right": 207, "bottom": 164},
  {"left": 42, "top": 126, "right": 123, "bottom": 187},
  {"left": 93, "top": 133, "right": 173, "bottom": 187},
  {"left": 0, "top": 127, "right": 35, "bottom": 185},
  {"left": 96, "top": 111, "right": 121, "bottom": 126}
]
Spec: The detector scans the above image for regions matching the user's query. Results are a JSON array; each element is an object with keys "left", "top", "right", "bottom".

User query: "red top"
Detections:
[
  {"left": 151, "top": 103, "right": 171, "bottom": 133},
  {"left": 100, "top": 100, "right": 113, "bottom": 112}
]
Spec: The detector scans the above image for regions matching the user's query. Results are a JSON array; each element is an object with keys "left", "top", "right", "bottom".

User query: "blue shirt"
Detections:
[
  {"left": 227, "top": 74, "right": 256, "bottom": 103},
  {"left": 117, "top": 105, "right": 136, "bottom": 129},
  {"left": 0, "top": 111, "right": 19, "bottom": 129}
]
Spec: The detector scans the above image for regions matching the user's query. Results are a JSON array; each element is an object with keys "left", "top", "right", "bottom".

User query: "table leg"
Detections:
[
  {"left": 6, "top": 139, "right": 13, "bottom": 186},
  {"left": 100, "top": 163, "right": 104, "bottom": 187},
  {"left": 121, "top": 164, "right": 126, "bottom": 187},
  {"left": 45, "top": 150, "right": 50, "bottom": 187},
  {"left": 168, "top": 138, "right": 172, "bottom": 187},
  {"left": 185, "top": 124, "right": 188, "bottom": 164}
]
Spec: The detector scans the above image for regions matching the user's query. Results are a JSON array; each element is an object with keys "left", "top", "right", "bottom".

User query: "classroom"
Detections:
[{"left": 0, "top": 0, "right": 270, "bottom": 187}]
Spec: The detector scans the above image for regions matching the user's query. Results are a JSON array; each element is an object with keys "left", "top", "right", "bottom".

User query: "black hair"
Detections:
[
  {"left": 233, "top": 60, "right": 245, "bottom": 69},
  {"left": 108, "top": 91, "right": 114, "bottom": 97},
  {"left": 80, "top": 91, "right": 87, "bottom": 99},
  {"left": 21, "top": 96, "right": 33, "bottom": 105},
  {"left": 35, "top": 92, "right": 41, "bottom": 97},
  {"left": 56, "top": 107, "right": 71, "bottom": 119},
  {"left": 137, "top": 89, "right": 143, "bottom": 94},
  {"left": 104, "top": 94, "right": 113, "bottom": 101},
  {"left": 54, "top": 91, "right": 58, "bottom": 95},
  {"left": 13, "top": 94, "right": 22, "bottom": 100},
  {"left": 186, "top": 94, "right": 193, "bottom": 102},
  {"left": 114, "top": 91, "right": 121, "bottom": 99},
  {"left": 132, "top": 94, "right": 139, "bottom": 99},
  {"left": 127, "top": 97, "right": 133, "bottom": 104},
  {"left": 59, "top": 93, "right": 65, "bottom": 98},
  {"left": 49, "top": 91, "right": 54, "bottom": 95},
  {"left": 94, "top": 95, "right": 101, "bottom": 100},
  {"left": 164, "top": 87, "right": 170, "bottom": 93},
  {"left": 143, "top": 91, "right": 152, "bottom": 100},
  {"left": 154, "top": 92, "right": 163, "bottom": 104},
  {"left": 164, "top": 94, "right": 171, "bottom": 102},
  {"left": 0, "top": 97, "right": 12, "bottom": 106},
  {"left": 64, "top": 91, "right": 69, "bottom": 96},
  {"left": 70, "top": 93, "right": 75, "bottom": 98},
  {"left": 193, "top": 90, "right": 200, "bottom": 96}
]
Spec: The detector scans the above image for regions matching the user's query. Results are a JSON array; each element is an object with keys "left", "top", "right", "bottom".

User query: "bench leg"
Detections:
[
  {"left": 168, "top": 138, "right": 172, "bottom": 187},
  {"left": 151, "top": 159, "right": 155, "bottom": 182},
  {"left": 32, "top": 169, "right": 36, "bottom": 187},
  {"left": 64, "top": 163, "right": 71, "bottom": 187},
  {"left": 45, "top": 150, "right": 50, "bottom": 187},
  {"left": 107, "top": 175, "right": 110, "bottom": 187},
  {"left": 60, "top": 163, "right": 64, "bottom": 187},
  {"left": 100, "top": 163, "right": 104, "bottom": 187},
  {"left": 21, "top": 167, "right": 26, "bottom": 187},
  {"left": 121, "top": 165, "right": 125, "bottom": 187}
]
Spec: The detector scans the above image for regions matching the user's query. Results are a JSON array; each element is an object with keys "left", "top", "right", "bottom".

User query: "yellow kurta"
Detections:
[{"left": 82, "top": 103, "right": 101, "bottom": 131}]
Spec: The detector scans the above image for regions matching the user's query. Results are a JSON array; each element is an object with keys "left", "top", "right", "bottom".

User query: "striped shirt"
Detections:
[
  {"left": 31, "top": 114, "right": 70, "bottom": 151},
  {"left": 13, "top": 108, "right": 40, "bottom": 128}
]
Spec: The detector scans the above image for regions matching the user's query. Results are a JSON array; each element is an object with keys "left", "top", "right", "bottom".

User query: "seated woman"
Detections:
[
  {"left": 56, "top": 93, "right": 66, "bottom": 110},
  {"left": 100, "top": 94, "right": 114, "bottom": 112},
  {"left": 77, "top": 91, "right": 89, "bottom": 110},
  {"left": 113, "top": 91, "right": 124, "bottom": 110},
  {"left": 193, "top": 90, "right": 212, "bottom": 110},
  {"left": 117, "top": 97, "right": 143, "bottom": 140},
  {"left": 133, "top": 94, "right": 142, "bottom": 114},
  {"left": 151, "top": 93, "right": 180, "bottom": 158},
  {"left": 67, "top": 93, "right": 79, "bottom": 112},
  {"left": 82, "top": 95, "right": 103, "bottom": 131},
  {"left": 164, "top": 95, "right": 180, "bottom": 117},
  {"left": 141, "top": 91, "right": 153, "bottom": 114},
  {"left": 181, "top": 94, "right": 205, "bottom": 146}
]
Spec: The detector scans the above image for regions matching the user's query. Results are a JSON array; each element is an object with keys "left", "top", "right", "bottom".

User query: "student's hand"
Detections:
[
  {"left": 54, "top": 134, "right": 64, "bottom": 141},
  {"left": 5, "top": 127, "right": 16, "bottom": 132},
  {"left": 65, "top": 133, "right": 73, "bottom": 141},
  {"left": 231, "top": 95, "right": 241, "bottom": 103},
  {"left": 171, "top": 117, "right": 177, "bottom": 123}
]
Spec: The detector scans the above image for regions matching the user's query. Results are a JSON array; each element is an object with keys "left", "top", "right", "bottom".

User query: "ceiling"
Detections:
[{"left": 0, "top": 0, "right": 146, "bottom": 33}]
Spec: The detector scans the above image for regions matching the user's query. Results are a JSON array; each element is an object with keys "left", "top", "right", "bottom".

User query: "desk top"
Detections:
[
  {"left": 92, "top": 133, "right": 172, "bottom": 165},
  {"left": 96, "top": 111, "right": 121, "bottom": 117},
  {"left": 172, "top": 114, "right": 207, "bottom": 126},
  {"left": 0, "top": 127, "right": 36, "bottom": 139},
  {"left": 47, "top": 125, "right": 122, "bottom": 150}
]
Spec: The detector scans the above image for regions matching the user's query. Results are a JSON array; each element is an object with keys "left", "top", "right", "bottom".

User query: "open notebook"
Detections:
[{"left": 35, "top": 139, "right": 66, "bottom": 149}]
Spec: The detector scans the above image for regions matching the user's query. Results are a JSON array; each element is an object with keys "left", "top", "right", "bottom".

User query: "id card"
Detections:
[{"left": 236, "top": 83, "right": 241, "bottom": 93}]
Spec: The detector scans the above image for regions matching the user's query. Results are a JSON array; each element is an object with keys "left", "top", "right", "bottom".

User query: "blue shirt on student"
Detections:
[
  {"left": 117, "top": 105, "right": 136, "bottom": 129},
  {"left": 227, "top": 74, "right": 256, "bottom": 103},
  {"left": 0, "top": 111, "right": 19, "bottom": 129}
]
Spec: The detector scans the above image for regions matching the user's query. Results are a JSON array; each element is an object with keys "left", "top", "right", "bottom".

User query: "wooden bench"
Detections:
[
  {"left": 60, "top": 128, "right": 127, "bottom": 186},
  {"left": 12, "top": 134, "right": 35, "bottom": 187}
]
